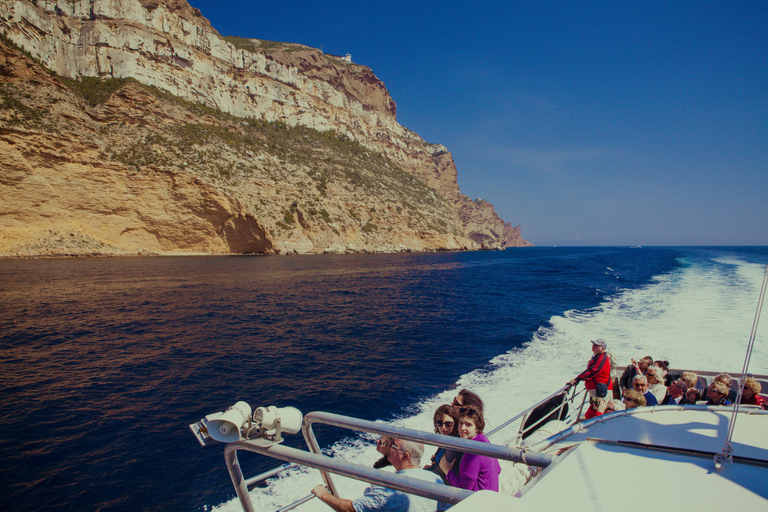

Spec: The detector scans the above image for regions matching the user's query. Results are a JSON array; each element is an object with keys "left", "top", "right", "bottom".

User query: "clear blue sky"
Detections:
[{"left": 190, "top": 1, "right": 767, "bottom": 246}]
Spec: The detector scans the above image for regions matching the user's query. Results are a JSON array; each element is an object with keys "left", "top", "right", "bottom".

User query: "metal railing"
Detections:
[
  {"left": 224, "top": 410, "right": 556, "bottom": 512},
  {"left": 486, "top": 384, "right": 587, "bottom": 444}
]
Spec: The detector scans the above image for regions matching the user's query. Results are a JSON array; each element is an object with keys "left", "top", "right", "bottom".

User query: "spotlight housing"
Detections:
[{"left": 189, "top": 403, "right": 303, "bottom": 446}]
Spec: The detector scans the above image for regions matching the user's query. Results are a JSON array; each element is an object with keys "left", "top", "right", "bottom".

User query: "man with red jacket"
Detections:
[{"left": 568, "top": 339, "right": 612, "bottom": 398}]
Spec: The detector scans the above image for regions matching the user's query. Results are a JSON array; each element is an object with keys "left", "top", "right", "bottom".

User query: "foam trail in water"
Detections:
[{"left": 211, "top": 255, "right": 768, "bottom": 511}]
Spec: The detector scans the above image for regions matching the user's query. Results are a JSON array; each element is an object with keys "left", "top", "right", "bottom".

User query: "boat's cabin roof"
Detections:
[
  {"left": 453, "top": 408, "right": 768, "bottom": 511},
  {"left": 562, "top": 406, "right": 768, "bottom": 460}
]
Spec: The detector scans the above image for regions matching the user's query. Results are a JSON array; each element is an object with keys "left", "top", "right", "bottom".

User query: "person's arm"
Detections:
[
  {"left": 595, "top": 398, "right": 610, "bottom": 416},
  {"left": 446, "top": 452, "right": 482, "bottom": 491},
  {"left": 312, "top": 485, "right": 356, "bottom": 512}
]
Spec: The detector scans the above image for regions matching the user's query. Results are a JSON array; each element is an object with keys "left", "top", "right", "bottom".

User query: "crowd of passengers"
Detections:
[
  {"left": 569, "top": 339, "right": 767, "bottom": 419},
  {"left": 311, "top": 340, "right": 766, "bottom": 511}
]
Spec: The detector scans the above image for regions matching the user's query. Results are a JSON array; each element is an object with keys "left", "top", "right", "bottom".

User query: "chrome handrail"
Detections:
[
  {"left": 487, "top": 384, "right": 587, "bottom": 445},
  {"left": 224, "top": 440, "right": 474, "bottom": 512},
  {"left": 300, "top": 411, "right": 555, "bottom": 505},
  {"left": 223, "top": 410, "right": 556, "bottom": 512},
  {"left": 244, "top": 462, "right": 298, "bottom": 489}
]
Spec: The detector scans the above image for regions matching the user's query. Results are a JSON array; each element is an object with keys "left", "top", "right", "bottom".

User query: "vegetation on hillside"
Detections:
[{"left": 0, "top": 34, "right": 461, "bottom": 241}]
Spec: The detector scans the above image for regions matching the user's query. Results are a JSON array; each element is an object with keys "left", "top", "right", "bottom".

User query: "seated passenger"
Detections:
[
  {"left": 424, "top": 404, "right": 462, "bottom": 482},
  {"left": 654, "top": 360, "right": 670, "bottom": 378},
  {"left": 445, "top": 407, "right": 500, "bottom": 492},
  {"left": 584, "top": 397, "right": 625, "bottom": 419},
  {"left": 705, "top": 381, "right": 732, "bottom": 406},
  {"left": 622, "top": 389, "right": 647, "bottom": 409},
  {"left": 452, "top": 389, "right": 484, "bottom": 414},
  {"left": 680, "top": 372, "right": 701, "bottom": 401},
  {"left": 714, "top": 373, "right": 738, "bottom": 403},
  {"left": 312, "top": 438, "right": 444, "bottom": 512},
  {"left": 661, "top": 379, "right": 692, "bottom": 405},
  {"left": 631, "top": 375, "right": 658, "bottom": 405},
  {"left": 620, "top": 355, "right": 653, "bottom": 391},
  {"left": 374, "top": 436, "right": 393, "bottom": 469},
  {"left": 645, "top": 366, "right": 668, "bottom": 404},
  {"left": 741, "top": 377, "right": 766, "bottom": 408}
]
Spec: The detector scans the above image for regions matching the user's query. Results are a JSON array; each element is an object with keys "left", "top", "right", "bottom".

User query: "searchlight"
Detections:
[{"left": 189, "top": 402, "right": 303, "bottom": 447}]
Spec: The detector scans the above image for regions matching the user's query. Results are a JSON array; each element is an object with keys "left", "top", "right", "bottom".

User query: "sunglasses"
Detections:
[
  {"left": 435, "top": 420, "right": 454, "bottom": 428},
  {"left": 458, "top": 407, "right": 479, "bottom": 417}
]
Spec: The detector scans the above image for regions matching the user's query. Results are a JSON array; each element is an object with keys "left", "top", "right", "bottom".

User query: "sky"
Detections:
[{"left": 189, "top": 1, "right": 767, "bottom": 246}]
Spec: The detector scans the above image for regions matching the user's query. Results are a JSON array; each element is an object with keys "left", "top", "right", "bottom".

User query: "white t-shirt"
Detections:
[{"left": 352, "top": 468, "right": 445, "bottom": 512}]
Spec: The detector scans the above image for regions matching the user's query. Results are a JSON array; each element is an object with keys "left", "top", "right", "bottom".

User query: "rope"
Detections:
[{"left": 717, "top": 261, "right": 768, "bottom": 471}]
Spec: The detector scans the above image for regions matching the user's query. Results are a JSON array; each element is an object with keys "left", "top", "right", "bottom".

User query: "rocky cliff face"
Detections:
[{"left": 0, "top": 0, "right": 531, "bottom": 256}]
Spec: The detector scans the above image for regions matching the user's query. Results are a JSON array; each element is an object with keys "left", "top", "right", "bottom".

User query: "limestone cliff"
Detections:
[{"left": 0, "top": 0, "right": 531, "bottom": 256}]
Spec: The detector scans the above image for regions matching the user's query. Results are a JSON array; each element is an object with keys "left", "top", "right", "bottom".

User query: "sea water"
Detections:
[{"left": 0, "top": 247, "right": 766, "bottom": 512}]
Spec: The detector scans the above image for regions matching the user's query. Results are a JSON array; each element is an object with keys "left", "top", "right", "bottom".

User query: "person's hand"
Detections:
[
  {"left": 567, "top": 379, "right": 577, "bottom": 387},
  {"left": 312, "top": 485, "right": 329, "bottom": 499}
]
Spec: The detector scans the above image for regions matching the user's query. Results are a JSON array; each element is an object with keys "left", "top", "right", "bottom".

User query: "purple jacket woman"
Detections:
[{"left": 446, "top": 407, "right": 501, "bottom": 491}]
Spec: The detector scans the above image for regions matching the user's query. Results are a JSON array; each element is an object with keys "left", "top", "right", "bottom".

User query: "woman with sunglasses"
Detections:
[
  {"left": 741, "top": 377, "right": 766, "bottom": 409},
  {"left": 452, "top": 389, "right": 484, "bottom": 415},
  {"left": 645, "top": 366, "right": 668, "bottom": 405},
  {"left": 424, "top": 404, "right": 462, "bottom": 481},
  {"left": 445, "top": 407, "right": 500, "bottom": 492}
]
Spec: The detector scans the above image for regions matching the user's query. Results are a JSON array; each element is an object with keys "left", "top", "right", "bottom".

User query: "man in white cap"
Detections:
[{"left": 568, "top": 339, "right": 612, "bottom": 398}]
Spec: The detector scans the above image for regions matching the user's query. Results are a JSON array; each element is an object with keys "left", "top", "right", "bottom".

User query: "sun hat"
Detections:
[{"left": 591, "top": 339, "right": 607, "bottom": 349}]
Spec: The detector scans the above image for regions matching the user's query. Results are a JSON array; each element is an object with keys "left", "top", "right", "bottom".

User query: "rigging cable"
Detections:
[{"left": 715, "top": 261, "right": 768, "bottom": 471}]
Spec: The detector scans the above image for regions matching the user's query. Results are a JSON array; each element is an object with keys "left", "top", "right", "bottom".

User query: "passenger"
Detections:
[
  {"left": 654, "top": 360, "right": 678, "bottom": 386},
  {"left": 654, "top": 360, "right": 670, "bottom": 378},
  {"left": 645, "top": 366, "right": 668, "bottom": 404},
  {"left": 567, "top": 339, "right": 612, "bottom": 398},
  {"left": 631, "top": 375, "right": 658, "bottom": 406},
  {"left": 681, "top": 371, "right": 699, "bottom": 391},
  {"left": 622, "top": 389, "right": 647, "bottom": 409},
  {"left": 619, "top": 355, "right": 653, "bottom": 391},
  {"left": 423, "top": 405, "right": 462, "bottom": 482},
  {"left": 452, "top": 389, "right": 484, "bottom": 415},
  {"left": 374, "top": 436, "right": 393, "bottom": 469},
  {"left": 714, "top": 373, "right": 738, "bottom": 403},
  {"left": 705, "top": 381, "right": 732, "bottom": 406},
  {"left": 681, "top": 372, "right": 701, "bottom": 402},
  {"left": 584, "top": 396, "right": 625, "bottom": 419},
  {"left": 686, "top": 387, "right": 702, "bottom": 404},
  {"left": 445, "top": 407, "right": 501, "bottom": 492},
  {"left": 312, "top": 438, "right": 444, "bottom": 512},
  {"left": 741, "top": 377, "right": 767, "bottom": 408},
  {"left": 661, "top": 379, "right": 692, "bottom": 405}
]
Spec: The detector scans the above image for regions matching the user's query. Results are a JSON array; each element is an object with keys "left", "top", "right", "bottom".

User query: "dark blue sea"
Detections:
[{"left": 1, "top": 247, "right": 767, "bottom": 511}]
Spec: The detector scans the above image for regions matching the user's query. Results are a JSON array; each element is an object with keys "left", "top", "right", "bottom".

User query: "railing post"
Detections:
[
  {"left": 301, "top": 415, "right": 339, "bottom": 496},
  {"left": 225, "top": 444, "right": 256, "bottom": 512}
]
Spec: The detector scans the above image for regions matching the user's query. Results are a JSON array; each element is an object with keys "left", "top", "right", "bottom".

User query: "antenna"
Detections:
[{"left": 715, "top": 261, "right": 768, "bottom": 471}]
